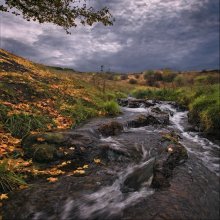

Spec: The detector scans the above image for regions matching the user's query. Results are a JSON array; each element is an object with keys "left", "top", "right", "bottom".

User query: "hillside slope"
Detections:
[
  {"left": 0, "top": 49, "right": 131, "bottom": 138},
  {"left": 0, "top": 49, "right": 134, "bottom": 185}
]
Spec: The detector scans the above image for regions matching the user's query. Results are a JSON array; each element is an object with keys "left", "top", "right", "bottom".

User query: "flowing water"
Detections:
[
  {"left": 159, "top": 103, "right": 220, "bottom": 176},
  {"left": 3, "top": 102, "right": 220, "bottom": 220},
  {"left": 58, "top": 102, "right": 219, "bottom": 220}
]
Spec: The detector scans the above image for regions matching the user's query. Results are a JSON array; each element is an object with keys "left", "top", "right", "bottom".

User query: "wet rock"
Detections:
[
  {"left": 30, "top": 143, "right": 56, "bottom": 162},
  {"left": 117, "top": 98, "right": 155, "bottom": 108},
  {"left": 161, "top": 131, "right": 181, "bottom": 144},
  {"left": 117, "top": 98, "right": 128, "bottom": 107},
  {"left": 22, "top": 130, "right": 99, "bottom": 162},
  {"left": 98, "top": 143, "right": 131, "bottom": 163},
  {"left": 150, "top": 109, "right": 169, "bottom": 125},
  {"left": 121, "top": 158, "right": 155, "bottom": 192},
  {"left": 98, "top": 121, "right": 123, "bottom": 137},
  {"left": 151, "top": 107, "right": 163, "bottom": 114},
  {"left": 127, "top": 111, "right": 169, "bottom": 128},
  {"left": 165, "top": 144, "right": 188, "bottom": 168},
  {"left": 128, "top": 114, "right": 158, "bottom": 128},
  {"left": 151, "top": 143, "right": 188, "bottom": 189}
]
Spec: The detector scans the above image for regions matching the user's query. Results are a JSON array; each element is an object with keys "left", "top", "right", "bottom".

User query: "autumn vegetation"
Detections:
[
  {"left": 0, "top": 48, "right": 219, "bottom": 202},
  {"left": 0, "top": 49, "right": 134, "bottom": 196}
]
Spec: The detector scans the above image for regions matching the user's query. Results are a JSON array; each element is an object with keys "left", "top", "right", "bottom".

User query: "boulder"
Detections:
[
  {"left": 117, "top": 98, "right": 155, "bottom": 108},
  {"left": 98, "top": 121, "right": 123, "bottom": 137},
  {"left": 21, "top": 130, "right": 99, "bottom": 162},
  {"left": 151, "top": 142, "right": 188, "bottom": 189},
  {"left": 117, "top": 98, "right": 128, "bottom": 107},
  {"left": 150, "top": 108, "right": 169, "bottom": 125},
  {"left": 121, "top": 157, "right": 155, "bottom": 192},
  {"left": 31, "top": 143, "right": 56, "bottom": 162},
  {"left": 128, "top": 114, "right": 161, "bottom": 128}
]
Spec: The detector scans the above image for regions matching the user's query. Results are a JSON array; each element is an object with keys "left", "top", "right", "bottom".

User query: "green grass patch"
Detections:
[
  {"left": 102, "top": 100, "right": 121, "bottom": 116},
  {"left": 0, "top": 159, "right": 27, "bottom": 193},
  {"left": 132, "top": 85, "right": 220, "bottom": 134},
  {"left": 4, "top": 113, "right": 53, "bottom": 138}
]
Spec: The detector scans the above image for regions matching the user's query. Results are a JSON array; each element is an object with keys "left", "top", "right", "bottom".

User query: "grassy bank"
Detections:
[
  {"left": 132, "top": 84, "right": 220, "bottom": 135},
  {"left": 0, "top": 49, "right": 132, "bottom": 192},
  {"left": 0, "top": 49, "right": 131, "bottom": 139}
]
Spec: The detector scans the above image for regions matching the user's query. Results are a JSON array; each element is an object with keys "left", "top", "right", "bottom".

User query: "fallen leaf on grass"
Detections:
[
  {"left": 37, "top": 137, "right": 45, "bottom": 142},
  {"left": 57, "top": 161, "right": 71, "bottom": 168},
  {"left": 47, "top": 177, "right": 58, "bottom": 183},
  {"left": 74, "top": 170, "right": 85, "bottom": 174},
  {"left": 83, "top": 164, "right": 89, "bottom": 169},
  {"left": 0, "top": 194, "right": 8, "bottom": 200},
  {"left": 94, "top": 159, "right": 101, "bottom": 164},
  {"left": 19, "top": 185, "right": 29, "bottom": 190}
]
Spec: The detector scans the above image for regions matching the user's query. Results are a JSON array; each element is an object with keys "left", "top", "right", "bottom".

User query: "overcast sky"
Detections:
[{"left": 0, "top": 0, "right": 219, "bottom": 72}]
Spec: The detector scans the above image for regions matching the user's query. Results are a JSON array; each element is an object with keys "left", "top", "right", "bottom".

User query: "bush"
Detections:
[
  {"left": 143, "top": 70, "right": 154, "bottom": 80},
  {"left": 129, "top": 78, "right": 137, "bottom": 84},
  {"left": 107, "top": 74, "right": 114, "bottom": 80},
  {"left": 102, "top": 101, "right": 121, "bottom": 116},
  {"left": 189, "top": 89, "right": 220, "bottom": 132},
  {"left": 115, "top": 91, "right": 127, "bottom": 99},
  {"left": 195, "top": 75, "right": 218, "bottom": 85},
  {"left": 132, "top": 89, "right": 153, "bottom": 99},
  {"left": 120, "top": 75, "right": 128, "bottom": 80},
  {"left": 161, "top": 72, "right": 177, "bottom": 82}
]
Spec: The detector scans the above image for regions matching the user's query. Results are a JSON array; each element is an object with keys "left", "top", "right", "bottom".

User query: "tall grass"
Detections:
[
  {"left": 102, "top": 100, "right": 121, "bottom": 116},
  {"left": 0, "top": 160, "right": 26, "bottom": 193},
  {"left": 4, "top": 113, "right": 52, "bottom": 138},
  {"left": 131, "top": 85, "right": 220, "bottom": 134}
]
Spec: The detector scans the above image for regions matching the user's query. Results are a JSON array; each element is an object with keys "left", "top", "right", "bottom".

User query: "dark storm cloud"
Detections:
[{"left": 0, "top": 0, "right": 219, "bottom": 72}]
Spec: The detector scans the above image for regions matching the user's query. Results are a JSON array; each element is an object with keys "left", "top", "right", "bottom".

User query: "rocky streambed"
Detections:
[{"left": 2, "top": 98, "right": 220, "bottom": 220}]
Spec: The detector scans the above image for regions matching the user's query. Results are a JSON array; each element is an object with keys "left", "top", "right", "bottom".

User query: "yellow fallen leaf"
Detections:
[
  {"left": 19, "top": 185, "right": 28, "bottom": 190},
  {"left": 74, "top": 170, "right": 85, "bottom": 174},
  {"left": 83, "top": 164, "right": 89, "bottom": 169},
  {"left": 22, "top": 161, "right": 32, "bottom": 167},
  {"left": 77, "top": 167, "right": 83, "bottom": 170},
  {"left": 94, "top": 159, "right": 101, "bottom": 164},
  {"left": 58, "top": 161, "right": 67, "bottom": 167},
  {"left": 37, "top": 137, "right": 45, "bottom": 142},
  {"left": 8, "top": 146, "right": 15, "bottom": 152},
  {"left": 47, "top": 177, "right": 58, "bottom": 183},
  {"left": 0, "top": 194, "right": 8, "bottom": 200}
]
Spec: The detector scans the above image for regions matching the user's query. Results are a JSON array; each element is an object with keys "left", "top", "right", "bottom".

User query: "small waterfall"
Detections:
[
  {"left": 60, "top": 155, "right": 154, "bottom": 220},
  {"left": 159, "top": 103, "right": 220, "bottom": 176}
]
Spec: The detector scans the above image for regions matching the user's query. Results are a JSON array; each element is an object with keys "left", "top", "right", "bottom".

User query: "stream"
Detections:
[{"left": 3, "top": 100, "right": 220, "bottom": 220}]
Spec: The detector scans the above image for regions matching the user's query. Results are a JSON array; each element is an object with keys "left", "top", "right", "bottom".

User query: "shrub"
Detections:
[
  {"left": 102, "top": 100, "right": 121, "bottom": 116},
  {"left": 129, "top": 78, "right": 137, "bottom": 84},
  {"left": 143, "top": 70, "right": 154, "bottom": 80},
  {"left": 161, "top": 72, "right": 177, "bottom": 82},
  {"left": 107, "top": 74, "right": 114, "bottom": 80},
  {"left": 120, "top": 75, "right": 128, "bottom": 80},
  {"left": 174, "top": 75, "right": 185, "bottom": 86},
  {"left": 132, "top": 89, "right": 153, "bottom": 99},
  {"left": 195, "top": 75, "right": 218, "bottom": 85},
  {"left": 115, "top": 91, "right": 127, "bottom": 99}
]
